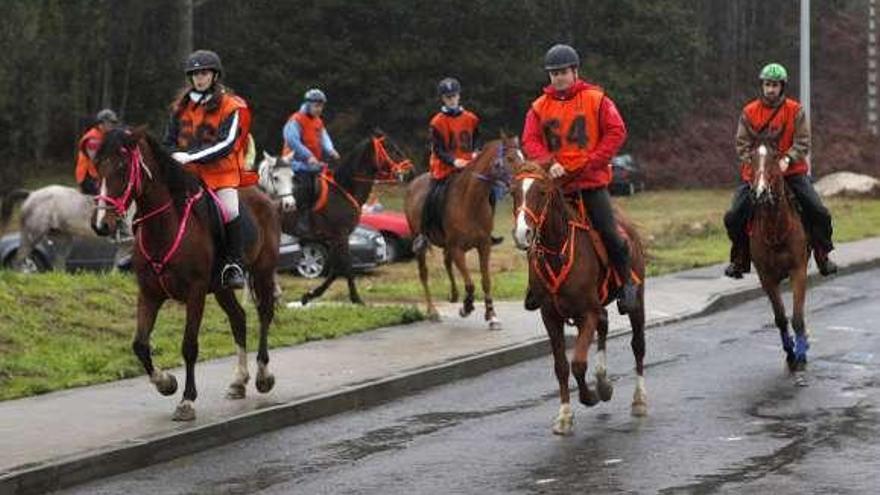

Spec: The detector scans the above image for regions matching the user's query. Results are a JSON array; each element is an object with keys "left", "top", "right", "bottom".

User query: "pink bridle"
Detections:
[{"left": 96, "top": 145, "right": 145, "bottom": 216}]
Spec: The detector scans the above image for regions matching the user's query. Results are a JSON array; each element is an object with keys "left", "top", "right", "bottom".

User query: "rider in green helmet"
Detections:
[{"left": 723, "top": 62, "right": 837, "bottom": 279}]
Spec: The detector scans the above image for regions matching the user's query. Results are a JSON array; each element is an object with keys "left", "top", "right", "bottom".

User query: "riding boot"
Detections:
[
  {"left": 724, "top": 239, "right": 750, "bottom": 279},
  {"left": 615, "top": 263, "right": 640, "bottom": 315},
  {"left": 814, "top": 249, "right": 838, "bottom": 276},
  {"left": 491, "top": 235, "right": 504, "bottom": 246},
  {"left": 221, "top": 217, "right": 246, "bottom": 289},
  {"left": 523, "top": 287, "right": 541, "bottom": 311}
]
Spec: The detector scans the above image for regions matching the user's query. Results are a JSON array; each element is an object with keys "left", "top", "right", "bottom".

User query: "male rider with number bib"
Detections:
[
  {"left": 521, "top": 44, "right": 639, "bottom": 314},
  {"left": 723, "top": 62, "right": 837, "bottom": 279}
]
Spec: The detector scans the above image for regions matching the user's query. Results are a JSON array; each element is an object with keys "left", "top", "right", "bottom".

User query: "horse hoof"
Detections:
[
  {"left": 449, "top": 293, "right": 459, "bottom": 303},
  {"left": 351, "top": 298, "right": 365, "bottom": 306},
  {"left": 256, "top": 373, "right": 275, "bottom": 393},
  {"left": 426, "top": 308, "right": 440, "bottom": 322},
  {"left": 488, "top": 319, "right": 502, "bottom": 331},
  {"left": 172, "top": 401, "right": 196, "bottom": 422},
  {"left": 631, "top": 401, "right": 648, "bottom": 417},
  {"left": 226, "top": 383, "right": 246, "bottom": 400},
  {"left": 552, "top": 418, "right": 574, "bottom": 436},
  {"left": 793, "top": 373, "right": 809, "bottom": 387},
  {"left": 597, "top": 380, "right": 614, "bottom": 402},
  {"left": 156, "top": 374, "right": 178, "bottom": 396},
  {"left": 459, "top": 306, "right": 474, "bottom": 318},
  {"left": 300, "top": 294, "right": 311, "bottom": 306},
  {"left": 579, "top": 389, "right": 599, "bottom": 407}
]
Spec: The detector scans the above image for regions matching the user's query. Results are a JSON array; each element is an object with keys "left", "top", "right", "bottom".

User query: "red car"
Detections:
[{"left": 360, "top": 210, "right": 412, "bottom": 262}]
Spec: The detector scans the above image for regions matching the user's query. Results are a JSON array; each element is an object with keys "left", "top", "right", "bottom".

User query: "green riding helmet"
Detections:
[{"left": 759, "top": 63, "right": 788, "bottom": 82}]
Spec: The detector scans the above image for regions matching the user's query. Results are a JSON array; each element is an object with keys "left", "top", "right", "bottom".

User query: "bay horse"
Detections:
[
  {"left": 748, "top": 136, "right": 811, "bottom": 385},
  {"left": 91, "top": 128, "right": 280, "bottom": 421},
  {"left": 510, "top": 162, "right": 647, "bottom": 435},
  {"left": 280, "top": 131, "right": 412, "bottom": 305},
  {"left": 403, "top": 136, "right": 518, "bottom": 329}
]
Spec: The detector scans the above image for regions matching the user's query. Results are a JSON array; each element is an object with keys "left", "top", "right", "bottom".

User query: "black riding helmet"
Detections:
[
  {"left": 544, "top": 44, "right": 580, "bottom": 71},
  {"left": 437, "top": 77, "right": 461, "bottom": 97},
  {"left": 184, "top": 50, "right": 223, "bottom": 78}
]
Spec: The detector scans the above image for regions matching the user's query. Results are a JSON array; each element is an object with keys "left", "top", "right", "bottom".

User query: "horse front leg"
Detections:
[
  {"left": 541, "top": 307, "right": 572, "bottom": 435},
  {"left": 762, "top": 275, "right": 796, "bottom": 372},
  {"left": 214, "top": 289, "right": 249, "bottom": 399},
  {"left": 416, "top": 249, "right": 438, "bottom": 320},
  {"left": 301, "top": 240, "right": 340, "bottom": 306},
  {"left": 252, "top": 268, "right": 276, "bottom": 393},
  {"left": 132, "top": 292, "right": 175, "bottom": 396},
  {"left": 450, "top": 247, "right": 475, "bottom": 317},
  {"left": 173, "top": 291, "right": 207, "bottom": 421},
  {"left": 789, "top": 268, "right": 809, "bottom": 386},
  {"left": 629, "top": 300, "right": 648, "bottom": 416},
  {"left": 444, "top": 249, "right": 459, "bottom": 303},
  {"left": 477, "top": 242, "right": 500, "bottom": 330},
  {"left": 595, "top": 308, "right": 613, "bottom": 402},
  {"left": 339, "top": 243, "right": 363, "bottom": 305},
  {"left": 572, "top": 309, "right": 599, "bottom": 408}
]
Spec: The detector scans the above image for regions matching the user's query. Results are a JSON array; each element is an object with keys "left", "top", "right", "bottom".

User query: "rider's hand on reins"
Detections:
[
  {"left": 454, "top": 158, "right": 469, "bottom": 168},
  {"left": 779, "top": 156, "right": 790, "bottom": 173},
  {"left": 171, "top": 152, "right": 193, "bottom": 165},
  {"left": 549, "top": 162, "right": 566, "bottom": 178}
]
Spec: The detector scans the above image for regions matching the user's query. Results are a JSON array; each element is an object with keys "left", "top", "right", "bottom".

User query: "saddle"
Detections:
[
  {"left": 202, "top": 189, "right": 257, "bottom": 286},
  {"left": 561, "top": 194, "right": 638, "bottom": 306},
  {"left": 293, "top": 170, "right": 330, "bottom": 213}
]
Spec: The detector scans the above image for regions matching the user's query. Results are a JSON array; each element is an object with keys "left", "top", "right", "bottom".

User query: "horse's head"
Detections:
[
  {"left": 511, "top": 161, "right": 554, "bottom": 250},
  {"left": 91, "top": 127, "right": 150, "bottom": 236},
  {"left": 748, "top": 132, "right": 785, "bottom": 206},
  {"left": 368, "top": 129, "right": 413, "bottom": 182},
  {"left": 257, "top": 151, "right": 295, "bottom": 212},
  {"left": 471, "top": 134, "right": 523, "bottom": 194}
]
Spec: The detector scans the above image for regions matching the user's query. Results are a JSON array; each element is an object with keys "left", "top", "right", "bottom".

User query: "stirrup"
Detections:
[
  {"left": 724, "top": 263, "right": 745, "bottom": 279},
  {"left": 817, "top": 257, "right": 838, "bottom": 276},
  {"left": 221, "top": 263, "right": 246, "bottom": 289}
]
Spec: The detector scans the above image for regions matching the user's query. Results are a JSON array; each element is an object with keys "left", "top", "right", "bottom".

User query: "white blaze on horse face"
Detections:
[
  {"left": 756, "top": 145, "right": 768, "bottom": 197},
  {"left": 94, "top": 178, "right": 108, "bottom": 230},
  {"left": 514, "top": 178, "right": 534, "bottom": 249}
]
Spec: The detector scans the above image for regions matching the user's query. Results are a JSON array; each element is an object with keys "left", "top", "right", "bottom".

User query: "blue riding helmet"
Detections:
[
  {"left": 437, "top": 77, "right": 461, "bottom": 97},
  {"left": 304, "top": 88, "right": 327, "bottom": 103}
]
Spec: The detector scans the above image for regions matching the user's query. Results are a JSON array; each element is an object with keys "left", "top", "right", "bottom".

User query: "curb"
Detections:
[{"left": 2, "top": 259, "right": 878, "bottom": 495}]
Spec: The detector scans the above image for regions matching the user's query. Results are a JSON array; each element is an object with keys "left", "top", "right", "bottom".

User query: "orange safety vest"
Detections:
[
  {"left": 530, "top": 87, "right": 607, "bottom": 189},
  {"left": 74, "top": 126, "right": 103, "bottom": 184},
  {"left": 281, "top": 111, "right": 325, "bottom": 161},
  {"left": 428, "top": 110, "right": 479, "bottom": 180},
  {"left": 175, "top": 93, "right": 250, "bottom": 189},
  {"left": 740, "top": 97, "right": 807, "bottom": 181}
]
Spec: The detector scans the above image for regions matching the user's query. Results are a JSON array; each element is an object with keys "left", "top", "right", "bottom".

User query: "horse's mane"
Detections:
[
  {"left": 331, "top": 137, "right": 371, "bottom": 191},
  {"left": 98, "top": 128, "right": 202, "bottom": 213}
]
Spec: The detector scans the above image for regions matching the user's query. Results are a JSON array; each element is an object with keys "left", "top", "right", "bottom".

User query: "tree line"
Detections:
[{"left": 0, "top": 0, "right": 868, "bottom": 190}]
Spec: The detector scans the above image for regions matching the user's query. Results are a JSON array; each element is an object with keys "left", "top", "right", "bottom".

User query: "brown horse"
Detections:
[
  {"left": 281, "top": 131, "right": 411, "bottom": 305},
  {"left": 91, "top": 128, "right": 280, "bottom": 421},
  {"left": 403, "top": 136, "right": 518, "bottom": 329},
  {"left": 748, "top": 138, "right": 811, "bottom": 385},
  {"left": 510, "top": 162, "right": 647, "bottom": 435}
]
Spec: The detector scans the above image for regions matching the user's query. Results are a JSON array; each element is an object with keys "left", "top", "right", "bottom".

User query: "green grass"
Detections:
[
  {"left": 3, "top": 186, "right": 879, "bottom": 401},
  {"left": 0, "top": 271, "right": 422, "bottom": 400}
]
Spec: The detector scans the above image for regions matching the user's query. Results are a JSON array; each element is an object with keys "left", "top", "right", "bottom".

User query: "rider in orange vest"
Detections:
[
  {"left": 414, "top": 77, "right": 501, "bottom": 250},
  {"left": 163, "top": 49, "right": 252, "bottom": 289},
  {"left": 521, "top": 44, "right": 638, "bottom": 314},
  {"left": 723, "top": 62, "right": 837, "bottom": 279},
  {"left": 281, "top": 88, "right": 340, "bottom": 212},
  {"left": 75, "top": 109, "right": 119, "bottom": 195}
]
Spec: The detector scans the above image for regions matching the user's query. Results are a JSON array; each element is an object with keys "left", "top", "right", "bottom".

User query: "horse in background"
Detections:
[
  {"left": 748, "top": 135, "right": 811, "bottom": 386},
  {"left": 511, "top": 161, "right": 647, "bottom": 435},
  {"left": 279, "top": 131, "right": 412, "bottom": 306},
  {"left": 256, "top": 151, "right": 295, "bottom": 212},
  {"left": 0, "top": 185, "right": 131, "bottom": 271},
  {"left": 403, "top": 136, "right": 517, "bottom": 329},
  {"left": 91, "top": 128, "right": 280, "bottom": 421}
]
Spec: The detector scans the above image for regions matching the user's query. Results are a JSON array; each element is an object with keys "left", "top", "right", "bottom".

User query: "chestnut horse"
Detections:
[
  {"left": 91, "top": 128, "right": 280, "bottom": 421},
  {"left": 748, "top": 137, "right": 811, "bottom": 385},
  {"left": 511, "top": 162, "right": 647, "bottom": 435},
  {"left": 403, "top": 136, "right": 518, "bottom": 329},
  {"left": 281, "top": 131, "right": 411, "bottom": 305}
]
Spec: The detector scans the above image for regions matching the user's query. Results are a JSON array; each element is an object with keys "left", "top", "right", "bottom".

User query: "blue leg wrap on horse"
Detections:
[
  {"left": 780, "top": 332, "right": 794, "bottom": 353},
  {"left": 794, "top": 334, "right": 810, "bottom": 360}
]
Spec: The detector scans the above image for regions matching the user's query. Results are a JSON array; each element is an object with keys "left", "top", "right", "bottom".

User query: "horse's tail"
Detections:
[{"left": 0, "top": 189, "right": 30, "bottom": 234}]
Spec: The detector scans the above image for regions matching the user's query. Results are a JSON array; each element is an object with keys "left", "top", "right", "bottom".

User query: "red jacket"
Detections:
[
  {"left": 522, "top": 79, "right": 627, "bottom": 192},
  {"left": 75, "top": 126, "right": 103, "bottom": 184}
]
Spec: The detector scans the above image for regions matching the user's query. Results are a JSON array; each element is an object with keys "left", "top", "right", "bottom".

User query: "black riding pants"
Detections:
[
  {"left": 786, "top": 175, "right": 834, "bottom": 253},
  {"left": 580, "top": 188, "right": 630, "bottom": 272},
  {"left": 422, "top": 177, "right": 449, "bottom": 235},
  {"left": 723, "top": 183, "right": 752, "bottom": 245}
]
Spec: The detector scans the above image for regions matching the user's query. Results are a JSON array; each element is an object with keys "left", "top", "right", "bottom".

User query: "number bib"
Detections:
[{"left": 531, "top": 88, "right": 604, "bottom": 172}]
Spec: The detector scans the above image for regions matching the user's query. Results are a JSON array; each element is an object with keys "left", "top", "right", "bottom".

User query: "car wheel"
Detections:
[
  {"left": 382, "top": 233, "right": 401, "bottom": 263},
  {"left": 4, "top": 250, "right": 49, "bottom": 273},
  {"left": 296, "top": 242, "right": 328, "bottom": 279}
]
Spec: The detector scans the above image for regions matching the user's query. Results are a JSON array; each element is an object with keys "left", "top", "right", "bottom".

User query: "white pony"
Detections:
[
  {"left": 1, "top": 186, "right": 131, "bottom": 271},
  {"left": 256, "top": 151, "right": 295, "bottom": 212}
]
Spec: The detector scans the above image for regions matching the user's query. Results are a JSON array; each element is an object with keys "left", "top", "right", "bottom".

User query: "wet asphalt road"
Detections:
[{"left": 57, "top": 270, "right": 880, "bottom": 495}]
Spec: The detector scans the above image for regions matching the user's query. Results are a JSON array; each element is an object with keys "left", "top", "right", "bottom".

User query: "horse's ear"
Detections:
[
  {"left": 371, "top": 127, "right": 385, "bottom": 138},
  {"left": 263, "top": 150, "right": 272, "bottom": 160}
]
